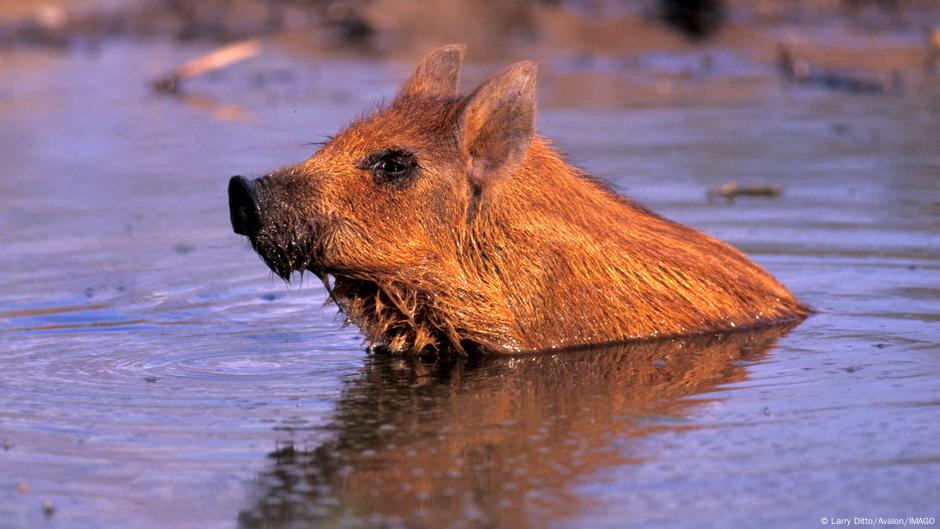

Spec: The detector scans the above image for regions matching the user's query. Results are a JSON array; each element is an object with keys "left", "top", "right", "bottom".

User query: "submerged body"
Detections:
[{"left": 228, "top": 45, "right": 806, "bottom": 354}]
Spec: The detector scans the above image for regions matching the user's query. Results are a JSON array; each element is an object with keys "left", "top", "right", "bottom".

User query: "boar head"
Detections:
[
  {"left": 228, "top": 45, "right": 807, "bottom": 355},
  {"left": 229, "top": 45, "right": 536, "bottom": 353}
]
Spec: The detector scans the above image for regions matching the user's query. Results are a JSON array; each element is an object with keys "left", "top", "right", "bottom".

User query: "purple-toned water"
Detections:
[{"left": 1, "top": 42, "right": 938, "bottom": 529}]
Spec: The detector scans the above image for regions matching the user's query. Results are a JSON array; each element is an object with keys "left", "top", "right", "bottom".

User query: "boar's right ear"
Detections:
[
  {"left": 397, "top": 44, "right": 465, "bottom": 100},
  {"left": 458, "top": 61, "right": 537, "bottom": 188}
]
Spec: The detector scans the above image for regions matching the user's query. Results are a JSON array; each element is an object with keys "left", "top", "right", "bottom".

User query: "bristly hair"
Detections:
[
  {"left": 236, "top": 46, "right": 807, "bottom": 355},
  {"left": 323, "top": 275, "right": 456, "bottom": 354}
]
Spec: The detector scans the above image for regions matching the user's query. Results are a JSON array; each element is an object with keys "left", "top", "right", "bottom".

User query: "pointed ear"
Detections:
[
  {"left": 459, "top": 61, "right": 537, "bottom": 188},
  {"left": 397, "top": 44, "right": 466, "bottom": 100}
]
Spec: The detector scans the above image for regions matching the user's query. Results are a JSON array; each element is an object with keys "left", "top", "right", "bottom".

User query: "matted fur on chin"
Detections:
[{"left": 322, "top": 273, "right": 522, "bottom": 355}]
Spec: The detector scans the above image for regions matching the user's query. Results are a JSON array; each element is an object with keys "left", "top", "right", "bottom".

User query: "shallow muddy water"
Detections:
[{"left": 1, "top": 42, "right": 939, "bottom": 529}]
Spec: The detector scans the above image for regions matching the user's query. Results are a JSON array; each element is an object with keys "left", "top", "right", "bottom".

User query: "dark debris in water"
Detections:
[
  {"left": 777, "top": 43, "right": 902, "bottom": 95},
  {"left": 708, "top": 181, "right": 781, "bottom": 203},
  {"left": 831, "top": 123, "right": 850, "bottom": 135}
]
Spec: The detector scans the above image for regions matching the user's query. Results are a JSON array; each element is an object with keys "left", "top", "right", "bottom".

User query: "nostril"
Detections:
[{"left": 228, "top": 175, "right": 261, "bottom": 236}]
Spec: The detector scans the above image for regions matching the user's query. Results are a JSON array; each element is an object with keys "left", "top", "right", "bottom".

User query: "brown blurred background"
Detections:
[
  {"left": 3, "top": 0, "right": 940, "bottom": 103},
  {"left": 1, "top": 1, "right": 938, "bottom": 59}
]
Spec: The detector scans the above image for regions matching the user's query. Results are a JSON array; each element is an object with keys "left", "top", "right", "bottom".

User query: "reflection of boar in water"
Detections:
[{"left": 228, "top": 44, "right": 807, "bottom": 354}]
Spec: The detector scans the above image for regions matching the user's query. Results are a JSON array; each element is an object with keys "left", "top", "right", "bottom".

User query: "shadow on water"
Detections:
[{"left": 238, "top": 324, "right": 797, "bottom": 529}]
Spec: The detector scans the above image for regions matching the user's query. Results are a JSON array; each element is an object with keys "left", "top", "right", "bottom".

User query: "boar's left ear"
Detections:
[
  {"left": 458, "top": 61, "right": 537, "bottom": 189},
  {"left": 397, "top": 44, "right": 466, "bottom": 100}
]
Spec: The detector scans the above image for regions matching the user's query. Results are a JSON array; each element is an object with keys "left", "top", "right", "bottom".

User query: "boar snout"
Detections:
[
  {"left": 228, "top": 175, "right": 261, "bottom": 237},
  {"left": 228, "top": 172, "right": 325, "bottom": 281}
]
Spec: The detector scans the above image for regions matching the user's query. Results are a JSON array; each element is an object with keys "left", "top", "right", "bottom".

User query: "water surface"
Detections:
[{"left": 1, "top": 42, "right": 938, "bottom": 528}]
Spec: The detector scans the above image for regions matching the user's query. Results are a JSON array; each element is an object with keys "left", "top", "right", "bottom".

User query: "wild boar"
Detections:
[{"left": 228, "top": 44, "right": 807, "bottom": 354}]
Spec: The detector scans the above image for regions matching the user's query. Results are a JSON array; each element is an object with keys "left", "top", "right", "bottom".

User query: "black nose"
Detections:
[{"left": 228, "top": 176, "right": 260, "bottom": 236}]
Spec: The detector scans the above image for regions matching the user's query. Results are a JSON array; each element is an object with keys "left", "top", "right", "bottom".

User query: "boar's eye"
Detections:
[{"left": 361, "top": 149, "right": 418, "bottom": 187}]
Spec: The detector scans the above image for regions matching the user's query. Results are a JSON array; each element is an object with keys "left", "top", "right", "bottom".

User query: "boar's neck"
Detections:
[{"left": 455, "top": 137, "right": 807, "bottom": 352}]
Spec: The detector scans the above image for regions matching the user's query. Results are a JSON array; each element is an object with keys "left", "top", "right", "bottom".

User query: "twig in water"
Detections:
[
  {"left": 776, "top": 43, "right": 895, "bottom": 94},
  {"left": 708, "top": 181, "right": 781, "bottom": 202},
  {"left": 153, "top": 39, "right": 262, "bottom": 94}
]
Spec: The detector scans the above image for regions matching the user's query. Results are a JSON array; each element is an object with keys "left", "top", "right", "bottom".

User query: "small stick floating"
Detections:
[
  {"left": 153, "top": 39, "right": 262, "bottom": 94},
  {"left": 776, "top": 43, "right": 893, "bottom": 94},
  {"left": 708, "top": 181, "right": 781, "bottom": 202}
]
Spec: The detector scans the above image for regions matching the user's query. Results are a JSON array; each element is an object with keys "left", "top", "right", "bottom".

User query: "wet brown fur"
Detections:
[{"left": 240, "top": 44, "right": 807, "bottom": 354}]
